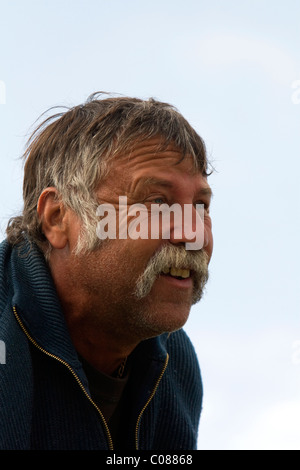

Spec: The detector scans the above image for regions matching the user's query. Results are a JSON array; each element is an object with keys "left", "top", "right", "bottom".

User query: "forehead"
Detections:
[
  {"left": 100, "top": 138, "right": 211, "bottom": 198},
  {"left": 110, "top": 138, "right": 200, "bottom": 177}
]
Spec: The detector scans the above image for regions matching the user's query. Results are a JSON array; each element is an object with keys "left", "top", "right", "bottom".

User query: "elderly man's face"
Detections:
[{"left": 68, "top": 139, "right": 213, "bottom": 340}]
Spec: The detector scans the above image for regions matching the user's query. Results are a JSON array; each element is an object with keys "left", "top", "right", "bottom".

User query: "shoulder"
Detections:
[
  {"left": 166, "top": 329, "right": 200, "bottom": 368},
  {"left": 0, "top": 239, "right": 12, "bottom": 312},
  {"left": 164, "top": 329, "right": 202, "bottom": 393},
  {"left": 155, "top": 329, "right": 203, "bottom": 448},
  {"left": 0, "top": 238, "right": 11, "bottom": 270}
]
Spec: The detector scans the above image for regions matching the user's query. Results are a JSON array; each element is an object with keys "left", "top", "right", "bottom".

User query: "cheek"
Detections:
[
  {"left": 121, "top": 237, "right": 161, "bottom": 263},
  {"left": 101, "top": 239, "right": 155, "bottom": 282}
]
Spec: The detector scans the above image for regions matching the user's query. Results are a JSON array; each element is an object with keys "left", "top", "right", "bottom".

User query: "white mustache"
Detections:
[{"left": 134, "top": 244, "right": 209, "bottom": 301}]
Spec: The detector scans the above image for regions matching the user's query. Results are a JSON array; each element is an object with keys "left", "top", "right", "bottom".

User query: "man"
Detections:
[{"left": 0, "top": 93, "right": 213, "bottom": 450}]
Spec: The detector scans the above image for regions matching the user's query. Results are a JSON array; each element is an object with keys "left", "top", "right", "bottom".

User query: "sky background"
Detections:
[{"left": 0, "top": 0, "right": 300, "bottom": 450}]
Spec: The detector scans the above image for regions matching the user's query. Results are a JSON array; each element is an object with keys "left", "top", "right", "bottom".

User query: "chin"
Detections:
[{"left": 137, "top": 302, "right": 192, "bottom": 338}]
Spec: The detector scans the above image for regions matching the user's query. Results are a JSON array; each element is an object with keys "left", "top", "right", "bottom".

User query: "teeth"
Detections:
[
  {"left": 170, "top": 267, "right": 190, "bottom": 278},
  {"left": 168, "top": 267, "right": 190, "bottom": 278}
]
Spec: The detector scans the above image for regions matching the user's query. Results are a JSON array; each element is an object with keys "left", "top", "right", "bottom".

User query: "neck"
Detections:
[{"left": 67, "top": 314, "right": 137, "bottom": 375}]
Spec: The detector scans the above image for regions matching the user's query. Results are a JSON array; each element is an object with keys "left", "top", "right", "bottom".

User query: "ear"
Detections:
[{"left": 37, "top": 187, "right": 69, "bottom": 250}]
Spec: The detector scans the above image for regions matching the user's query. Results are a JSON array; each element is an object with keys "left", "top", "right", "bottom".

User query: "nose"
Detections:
[{"left": 169, "top": 204, "right": 208, "bottom": 251}]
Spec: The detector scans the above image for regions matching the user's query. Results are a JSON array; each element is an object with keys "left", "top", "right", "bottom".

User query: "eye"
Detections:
[{"left": 152, "top": 197, "right": 165, "bottom": 204}]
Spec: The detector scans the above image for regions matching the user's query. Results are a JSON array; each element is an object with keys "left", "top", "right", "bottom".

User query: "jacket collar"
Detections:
[{"left": 9, "top": 238, "right": 82, "bottom": 369}]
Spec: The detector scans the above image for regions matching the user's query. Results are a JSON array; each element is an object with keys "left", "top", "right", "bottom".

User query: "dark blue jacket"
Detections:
[{"left": 0, "top": 238, "right": 202, "bottom": 450}]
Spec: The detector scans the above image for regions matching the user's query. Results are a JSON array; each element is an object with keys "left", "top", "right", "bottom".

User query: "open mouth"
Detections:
[{"left": 160, "top": 267, "right": 191, "bottom": 280}]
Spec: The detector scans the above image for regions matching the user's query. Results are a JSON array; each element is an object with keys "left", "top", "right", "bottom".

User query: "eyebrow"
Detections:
[
  {"left": 139, "top": 177, "right": 213, "bottom": 199},
  {"left": 141, "top": 177, "right": 174, "bottom": 189}
]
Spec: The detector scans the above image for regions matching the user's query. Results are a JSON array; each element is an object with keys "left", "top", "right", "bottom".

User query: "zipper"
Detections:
[
  {"left": 13, "top": 305, "right": 170, "bottom": 451},
  {"left": 12, "top": 306, "right": 114, "bottom": 451},
  {"left": 135, "top": 353, "right": 169, "bottom": 450}
]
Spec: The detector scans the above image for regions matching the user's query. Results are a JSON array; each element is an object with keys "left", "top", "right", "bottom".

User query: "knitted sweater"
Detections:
[{"left": 0, "top": 238, "right": 202, "bottom": 450}]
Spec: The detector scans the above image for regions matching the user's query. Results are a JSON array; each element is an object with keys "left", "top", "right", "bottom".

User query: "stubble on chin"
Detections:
[{"left": 124, "top": 245, "right": 210, "bottom": 337}]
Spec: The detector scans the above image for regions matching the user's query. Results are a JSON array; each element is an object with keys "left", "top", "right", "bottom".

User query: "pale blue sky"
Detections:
[{"left": 1, "top": 0, "right": 300, "bottom": 449}]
